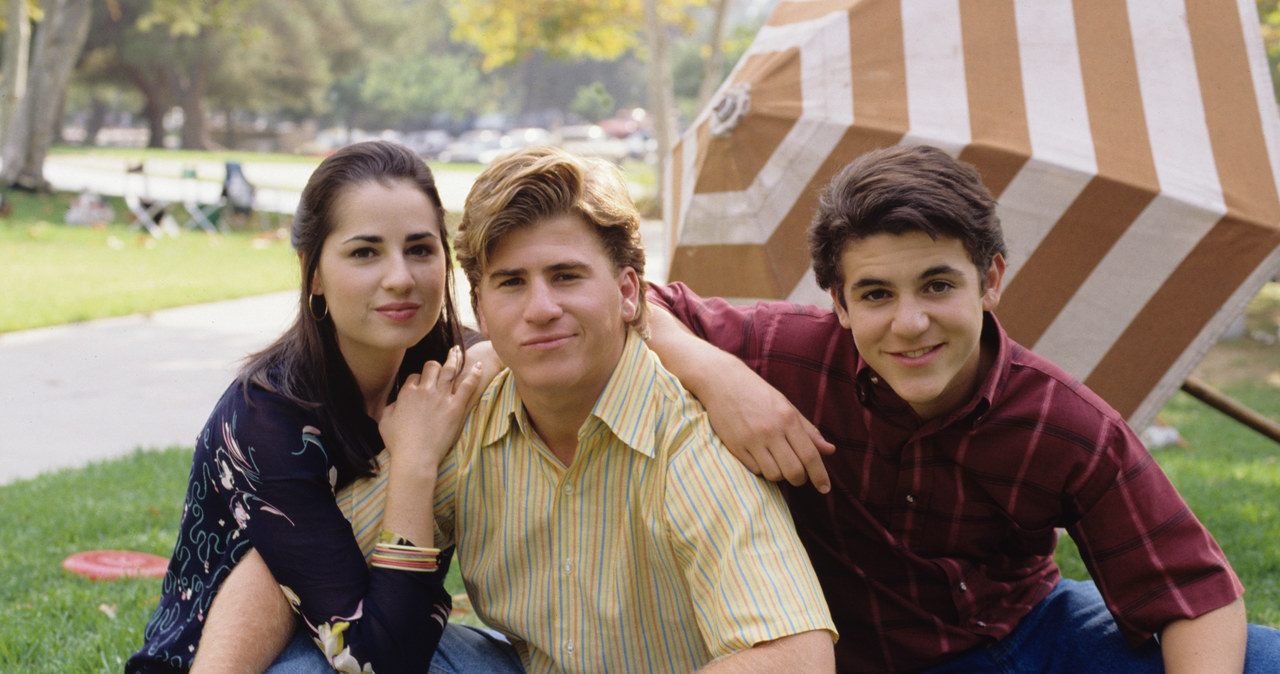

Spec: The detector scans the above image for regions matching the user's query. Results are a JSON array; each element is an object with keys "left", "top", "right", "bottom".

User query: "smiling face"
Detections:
[
  {"left": 832, "top": 231, "right": 1004, "bottom": 420},
  {"left": 310, "top": 179, "right": 447, "bottom": 374},
  {"left": 475, "top": 213, "right": 639, "bottom": 411}
]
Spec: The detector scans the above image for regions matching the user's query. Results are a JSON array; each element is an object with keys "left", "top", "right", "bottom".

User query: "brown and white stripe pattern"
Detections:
[{"left": 665, "top": 0, "right": 1280, "bottom": 428}]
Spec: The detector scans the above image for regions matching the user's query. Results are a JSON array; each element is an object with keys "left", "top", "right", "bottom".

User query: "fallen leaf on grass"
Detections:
[{"left": 98, "top": 603, "right": 117, "bottom": 619}]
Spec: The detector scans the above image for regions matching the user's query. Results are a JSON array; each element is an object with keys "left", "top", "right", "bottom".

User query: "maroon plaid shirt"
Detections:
[{"left": 650, "top": 282, "right": 1242, "bottom": 672}]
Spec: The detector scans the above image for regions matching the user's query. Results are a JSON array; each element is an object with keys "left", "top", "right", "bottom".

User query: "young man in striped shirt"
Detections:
[
  {"left": 428, "top": 145, "right": 836, "bottom": 672},
  {"left": 645, "top": 144, "right": 1280, "bottom": 672}
]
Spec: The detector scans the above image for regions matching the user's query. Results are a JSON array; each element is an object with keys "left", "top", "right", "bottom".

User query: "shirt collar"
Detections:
[{"left": 477, "top": 329, "right": 658, "bottom": 459}]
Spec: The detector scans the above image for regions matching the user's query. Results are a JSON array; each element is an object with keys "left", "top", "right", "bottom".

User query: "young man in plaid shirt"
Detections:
[{"left": 646, "top": 144, "right": 1280, "bottom": 672}]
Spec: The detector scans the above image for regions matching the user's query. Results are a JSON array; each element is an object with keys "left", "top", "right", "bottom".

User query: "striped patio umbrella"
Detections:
[{"left": 664, "top": 0, "right": 1280, "bottom": 429}]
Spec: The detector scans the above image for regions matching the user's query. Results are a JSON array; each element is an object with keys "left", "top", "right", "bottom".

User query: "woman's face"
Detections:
[{"left": 310, "top": 179, "right": 446, "bottom": 372}]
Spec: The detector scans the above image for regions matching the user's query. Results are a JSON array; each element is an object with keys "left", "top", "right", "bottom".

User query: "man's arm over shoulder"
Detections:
[
  {"left": 645, "top": 282, "right": 834, "bottom": 491},
  {"left": 698, "top": 630, "right": 834, "bottom": 673}
]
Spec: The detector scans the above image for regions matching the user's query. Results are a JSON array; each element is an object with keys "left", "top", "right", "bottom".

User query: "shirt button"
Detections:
[
  {"left": 564, "top": 484, "right": 574, "bottom": 495},
  {"left": 959, "top": 582, "right": 968, "bottom": 592},
  {"left": 870, "top": 375, "right": 880, "bottom": 384},
  {"left": 905, "top": 494, "right": 915, "bottom": 503},
  {"left": 564, "top": 559, "right": 573, "bottom": 573},
  {"left": 976, "top": 620, "right": 987, "bottom": 628},
  {"left": 565, "top": 638, "right": 575, "bottom": 654}
]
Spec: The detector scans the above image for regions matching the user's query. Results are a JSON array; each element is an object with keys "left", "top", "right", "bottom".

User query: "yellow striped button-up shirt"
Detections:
[{"left": 434, "top": 330, "right": 835, "bottom": 673}]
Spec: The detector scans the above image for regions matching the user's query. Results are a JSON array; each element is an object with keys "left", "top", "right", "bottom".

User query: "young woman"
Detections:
[{"left": 126, "top": 141, "right": 496, "bottom": 673}]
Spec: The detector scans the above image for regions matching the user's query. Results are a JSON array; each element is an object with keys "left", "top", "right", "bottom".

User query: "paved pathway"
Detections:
[{"left": 0, "top": 292, "right": 297, "bottom": 484}]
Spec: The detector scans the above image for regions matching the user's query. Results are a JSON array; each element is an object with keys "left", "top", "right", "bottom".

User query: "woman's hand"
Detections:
[
  {"left": 379, "top": 345, "right": 485, "bottom": 546},
  {"left": 379, "top": 345, "right": 485, "bottom": 477},
  {"left": 463, "top": 340, "right": 503, "bottom": 406}
]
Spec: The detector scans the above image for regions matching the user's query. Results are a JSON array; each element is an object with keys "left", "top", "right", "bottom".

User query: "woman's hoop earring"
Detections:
[{"left": 308, "top": 293, "right": 329, "bottom": 321}]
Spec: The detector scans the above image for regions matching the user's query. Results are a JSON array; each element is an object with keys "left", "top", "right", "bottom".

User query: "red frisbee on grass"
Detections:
[{"left": 63, "top": 550, "right": 168, "bottom": 580}]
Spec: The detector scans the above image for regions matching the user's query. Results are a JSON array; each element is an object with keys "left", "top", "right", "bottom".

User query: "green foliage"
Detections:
[
  {"left": 0, "top": 190, "right": 299, "bottom": 333},
  {"left": 1261, "top": 0, "right": 1280, "bottom": 100},
  {"left": 360, "top": 51, "right": 491, "bottom": 125},
  {"left": 448, "top": 0, "right": 705, "bottom": 72},
  {"left": 671, "top": 21, "right": 760, "bottom": 119},
  {"left": 136, "top": 0, "right": 252, "bottom": 37},
  {"left": 571, "top": 82, "right": 616, "bottom": 123}
]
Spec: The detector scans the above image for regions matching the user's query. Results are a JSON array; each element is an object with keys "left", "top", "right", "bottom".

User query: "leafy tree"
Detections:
[
  {"left": 75, "top": 0, "right": 172, "bottom": 147},
  {"left": 448, "top": 0, "right": 714, "bottom": 195},
  {"left": 74, "top": 0, "right": 385, "bottom": 149},
  {"left": 571, "top": 82, "right": 615, "bottom": 123},
  {"left": 351, "top": 0, "right": 498, "bottom": 131},
  {"left": 671, "top": 15, "right": 756, "bottom": 120}
]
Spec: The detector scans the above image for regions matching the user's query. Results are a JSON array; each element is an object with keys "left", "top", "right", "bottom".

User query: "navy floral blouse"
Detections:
[{"left": 126, "top": 378, "right": 451, "bottom": 673}]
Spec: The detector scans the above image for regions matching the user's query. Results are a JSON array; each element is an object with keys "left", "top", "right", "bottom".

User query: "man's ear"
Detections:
[
  {"left": 982, "top": 253, "right": 1006, "bottom": 312},
  {"left": 830, "top": 288, "right": 852, "bottom": 329},
  {"left": 476, "top": 293, "right": 490, "bottom": 338},
  {"left": 618, "top": 266, "right": 640, "bottom": 322}
]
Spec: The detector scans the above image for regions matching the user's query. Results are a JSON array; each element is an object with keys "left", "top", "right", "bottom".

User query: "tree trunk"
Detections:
[
  {"left": 125, "top": 64, "right": 170, "bottom": 148},
  {"left": 178, "top": 77, "right": 210, "bottom": 150},
  {"left": 82, "top": 94, "right": 108, "bottom": 146},
  {"left": 1, "top": 0, "right": 93, "bottom": 189},
  {"left": 177, "top": 35, "right": 212, "bottom": 150},
  {"left": 0, "top": 0, "right": 32, "bottom": 184},
  {"left": 696, "top": 0, "right": 731, "bottom": 112},
  {"left": 643, "top": 0, "right": 673, "bottom": 206},
  {"left": 52, "top": 88, "right": 67, "bottom": 144},
  {"left": 223, "top": 109, "right": 238, "bottom": 149}
]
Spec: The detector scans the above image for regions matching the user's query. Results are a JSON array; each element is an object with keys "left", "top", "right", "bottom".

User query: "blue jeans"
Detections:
[
  {"left": 264, "top": 623, "right": 524, "bottom": 673},
  {"left": 923, "top": 578, "right": 1280, "bottom": 673}
]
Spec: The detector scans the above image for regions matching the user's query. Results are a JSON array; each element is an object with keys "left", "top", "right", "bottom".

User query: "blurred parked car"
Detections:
[
  {"left": 404, "top": 129, "right": 453, "bottom": 158},
  {"left": 437, "top": 129, "right": 506, "bottom": 164},
  {"left": 624, "top": 130, "right": 657, "bottom": 161},
  {"left": 437, "top": 127, "right": 554, "bottom": 165},
  {"left": 504, "top": 127, "right": 552, "bottom": 150},
  {"left": 554, "top": 124, "right": 629, "bottom": 163}
]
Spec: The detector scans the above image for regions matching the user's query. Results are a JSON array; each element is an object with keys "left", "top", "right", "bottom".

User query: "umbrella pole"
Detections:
[{"left": 1180, "top": 375, "right": 1280, "bottom": 446}]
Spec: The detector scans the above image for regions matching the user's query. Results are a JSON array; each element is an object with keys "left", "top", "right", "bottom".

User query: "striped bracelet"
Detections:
[{"left": 371, "top": 542, "right": 440, "bottom": 572}]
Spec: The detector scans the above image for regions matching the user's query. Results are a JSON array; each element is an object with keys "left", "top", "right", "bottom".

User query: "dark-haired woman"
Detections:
[{"left": 126, "top": 141, "right": 502, "bottom": 673}]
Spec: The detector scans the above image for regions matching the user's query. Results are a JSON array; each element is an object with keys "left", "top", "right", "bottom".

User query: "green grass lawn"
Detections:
[
  {"left": 0, "top": 190, "right": 300, "bottom": 333},
  {"left": 1, "top": 377, "right": 1276, "bottom": 671},
  {"left": 0, "top": 448, "right": 469, "bottom": 672}
]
